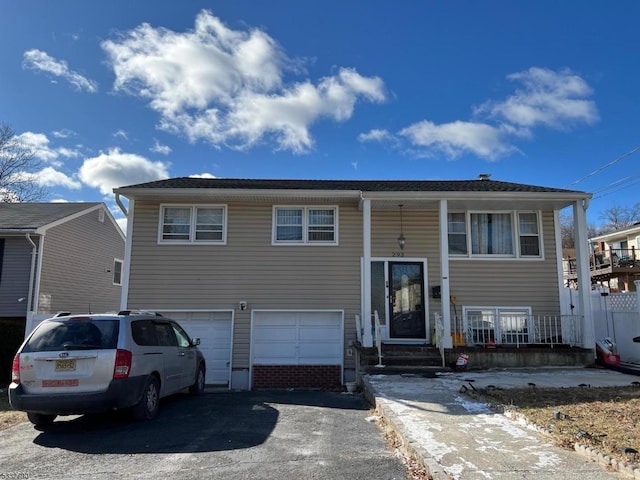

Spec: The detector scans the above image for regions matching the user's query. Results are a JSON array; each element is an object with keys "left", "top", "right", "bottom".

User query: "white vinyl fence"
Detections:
[{"left": 565, "top": 282, "right": 640, "bottom": 366}]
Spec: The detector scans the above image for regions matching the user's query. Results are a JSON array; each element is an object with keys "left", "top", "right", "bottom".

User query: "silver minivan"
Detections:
[{"left": 9, "top": 311, "right": 206, "bottom": 427}]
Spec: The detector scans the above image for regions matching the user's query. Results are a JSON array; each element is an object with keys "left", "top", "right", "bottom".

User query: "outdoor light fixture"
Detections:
[{"left": 397, "top": 204, "right": 406, "bottom": 251}]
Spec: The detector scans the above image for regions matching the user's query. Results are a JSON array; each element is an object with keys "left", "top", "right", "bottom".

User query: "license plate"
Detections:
[
  {"left": 55, "top": 359, "right": 76, "bottom": 372},
  {"left": 43, "top": 379, "right": 79, "bottom": 387}
]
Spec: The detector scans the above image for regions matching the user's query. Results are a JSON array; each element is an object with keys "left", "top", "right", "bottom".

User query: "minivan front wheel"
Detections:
[
  {"left": 189, "top": 364, "right": 206, "bottom": 395},
  {"left": 27, "top": 412, "right": 56, "bottom": 428},
  {"left": 132, "top": 376, "right": 160, "bottom": 421}
]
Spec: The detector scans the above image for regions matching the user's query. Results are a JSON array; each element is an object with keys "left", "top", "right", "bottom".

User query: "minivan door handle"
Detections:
[{"left": 178, "top": 351, "right": 186, "bottom": 356}]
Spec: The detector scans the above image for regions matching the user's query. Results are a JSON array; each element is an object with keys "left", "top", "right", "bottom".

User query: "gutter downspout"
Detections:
[
  {"left": 25, "top": 234, "right": 37, "bottom": 313},
  {"left": 115, "top": 193, "right": 133, "bottom": 311},
  {"left": 115, "top": 193, "right": 128, "bottom": 217}
]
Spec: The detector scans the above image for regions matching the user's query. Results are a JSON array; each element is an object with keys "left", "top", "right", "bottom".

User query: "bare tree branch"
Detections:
[{"left": 0, "top": 123, "right": 47, "bottom": 202}]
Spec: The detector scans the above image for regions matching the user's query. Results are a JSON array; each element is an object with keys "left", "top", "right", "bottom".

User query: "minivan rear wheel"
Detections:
[
  {"left": 189, "top": 364, "right": 206, "bottom": 395},
  {"left": 27, "top": 412, "right": 56, "bottom": 428},
  {"left": 132, "top": 376, "right": 160, "bottom": 421}
]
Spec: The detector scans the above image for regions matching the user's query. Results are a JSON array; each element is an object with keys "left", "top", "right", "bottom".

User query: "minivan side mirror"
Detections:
[
  {"left": 191, "top": 338, "right": 201, "bottom": 347},
  {"left": 633, "top": 336, "right": 640, "bottom": 343}
]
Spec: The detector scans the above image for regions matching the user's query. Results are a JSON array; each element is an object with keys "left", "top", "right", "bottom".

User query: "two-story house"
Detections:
[
  {"left": 114, "top": 176, "right": 594, "bottom": 390},
  {"left": 588, "top": 223, "right": 640, "bottom": 292}
]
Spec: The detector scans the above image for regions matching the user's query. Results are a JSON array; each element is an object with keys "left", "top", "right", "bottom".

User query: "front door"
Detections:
[{"left": 388, "top": 262, "right": 426, "bottom": 339}]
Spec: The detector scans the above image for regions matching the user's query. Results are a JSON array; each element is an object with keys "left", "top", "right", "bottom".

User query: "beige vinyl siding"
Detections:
[
  {"left": 448, "top": 211, "right": 560, "bottom": 315},
  {"left": 370, "top": 209, "right": 561, "bottom": 323},
  {"left": 370, "top": 210, "right": 441, "bottom": 322},
  {"left": 127, "top": 200, "right": 363, "bottom": 369},
  {"left": 0, "top": 237, "right": 34, "bottom": 317},
  {"left": 38, "top": 208, "right": 125, "bottom": 314}
]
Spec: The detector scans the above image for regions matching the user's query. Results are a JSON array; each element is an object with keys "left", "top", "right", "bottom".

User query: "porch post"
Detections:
[
  {"left": 362, "top": 198, "right": 373, "bottom": 347},
  {"left": 439, "top": 200, "right": 453, "bottom": 348},
  {"left": 573, "top": 199, "right": 594, "bottom": 350}
]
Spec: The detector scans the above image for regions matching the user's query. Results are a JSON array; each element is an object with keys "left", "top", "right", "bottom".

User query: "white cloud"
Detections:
[
  {"left": 51, "top": 129, "right": 76, "bottom": 139},
  {"left": 399, "top": 121, "right": 517, "bottom": 160},
  {"left": 22, "top": 49, "right": 98, "bottom": 93},
  {"left": 116, "top": 217, "right": 128, "bottom": 233},
  {"left": 358, "top": 129, "right": 392, "bottom": 143},
  {"left": 381, "top": 67, "right": 597, "bottom": 160},
  {"left": 113, "top": 129, "right": 129, "bottom": 140},
  {"left": 102, "top": 10, "right": 386, "bottom": 153},
  {"left": 14, "top": 131, "right": 80, "bottom": 164},
  {"left": 150, "top": 139, "right": 172, "bottom": 155},
  {"left": 35, "top": 167, "right": 82, "bottom": 189},
  {"left": 79, "top": 148, "right": 170, "bottom": 194},
  {"left": 188, "top": 173, "right": 216, "bottom": 179},
  {"left": 476, "top": 67, "right": 599, "bottom": 130}
]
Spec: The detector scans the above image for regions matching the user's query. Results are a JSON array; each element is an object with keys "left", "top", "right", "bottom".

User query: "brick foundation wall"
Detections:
[{"left": 252, "top": 365, "right": 342, "bottom": 389}]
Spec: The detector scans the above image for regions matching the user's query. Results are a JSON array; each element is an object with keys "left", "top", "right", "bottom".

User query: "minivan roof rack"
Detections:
[{"left": 118, "top": 310, "right": 164, "bottom": 316}]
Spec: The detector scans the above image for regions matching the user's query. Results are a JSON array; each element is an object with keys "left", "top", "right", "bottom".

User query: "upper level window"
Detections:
[
  {"left": 448, "top": 211, "right": 541, "bottom": 258},
  {"left": 471, "top": 213, "right": 513, "bottom": 255},
  {"left": 159, "top": 205, "right": 226, "bottom": 244},
  {"left": 273, "top": 207, "right": 337, "bottom": 245},
  {"left": 518, "top": 212, "right": 540, "bottom": 256}
]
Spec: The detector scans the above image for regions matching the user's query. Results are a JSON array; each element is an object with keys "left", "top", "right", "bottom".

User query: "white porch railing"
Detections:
[
  {"left": 356, "top": 311, "right": 384, "bottom": 365},
  {"left": 449, "top": 314, "right": 584, "bottom": 348},
  {"left": 434, "top": 312, "right": 445, "bottom": 366},
  {"left": 373, "top": 310, "right": 383, "bottom": 367}
]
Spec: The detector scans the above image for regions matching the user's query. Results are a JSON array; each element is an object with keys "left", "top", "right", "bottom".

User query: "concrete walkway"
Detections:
[{"left": 362, "top": 367, "right": 640, "bottom": 479}]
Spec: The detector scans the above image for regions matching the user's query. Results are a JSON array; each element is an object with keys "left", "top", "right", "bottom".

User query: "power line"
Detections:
[
  {"left": 566, "top": 144, "right": 640, "bottom": 188},
  {"left": 592, "top": 174, "right": 640, "bottom": 200}
]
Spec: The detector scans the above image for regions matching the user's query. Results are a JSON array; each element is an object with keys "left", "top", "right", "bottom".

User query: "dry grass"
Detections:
[
  {"left": 465, "top": 385, "right": 640, "bottom": 467},
  {"left": 0, "top": 390, "right": 26, "bottom": 430}
]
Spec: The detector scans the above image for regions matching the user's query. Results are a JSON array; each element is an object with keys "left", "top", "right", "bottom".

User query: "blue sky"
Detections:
[{"left": 1, "top": 1, "right": 639, "bottom": 230}]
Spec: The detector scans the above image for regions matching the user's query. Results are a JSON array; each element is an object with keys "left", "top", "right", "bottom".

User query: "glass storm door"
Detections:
[{"left": 388, "top": 262, "right": 426, "bottom": 339}]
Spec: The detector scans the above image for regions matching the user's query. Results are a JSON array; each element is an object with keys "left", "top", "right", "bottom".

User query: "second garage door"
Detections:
[{"left": 251, "top": 310, "right": 343, "bottom": 389}]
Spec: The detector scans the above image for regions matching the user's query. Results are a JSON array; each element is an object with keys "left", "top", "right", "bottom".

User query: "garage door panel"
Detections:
[
  {"left": 254, "top": 326, "right": 297, "bottom": 341},
  {"left": 299, "top": 328, "right": 341, "bottom": 342},
  {"left": 299, "top": 343, "right": 342, "bottom": 358},
  {"left": 164, "top": 312, "right": 233, "bottom": 386},
  {"left": 254, "top": 342, "right": 297, "bottom": 358},
  {"left": 298, "top": 317, "right": 341, "bottom": 327}
]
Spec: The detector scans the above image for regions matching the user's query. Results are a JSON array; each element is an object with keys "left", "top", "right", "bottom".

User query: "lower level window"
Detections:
[{"left": 463, "top": 306, "right": 532, "bottom": 345}]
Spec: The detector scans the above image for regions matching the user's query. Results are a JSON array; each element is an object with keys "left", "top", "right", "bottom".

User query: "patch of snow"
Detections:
[{"left": 454, "top": 395, "right": 491, "bottom": 413}]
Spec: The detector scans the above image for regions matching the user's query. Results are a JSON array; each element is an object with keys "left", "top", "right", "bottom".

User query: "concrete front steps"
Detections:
[{"left": 360, "top": 343, "right": 452, "bottom": 375}]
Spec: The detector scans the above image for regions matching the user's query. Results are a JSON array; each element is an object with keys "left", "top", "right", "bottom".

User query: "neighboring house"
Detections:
[
  {"left": 0, "top": 202, "right": 125, "bottom": 384},
  {"left": 0, "top": 202, "right": 126, "bottom": 326},
  {"left": 584, "top": 223, "right": 640, "bottom": 292},
  {"left": 113, "top": 176, "right": 594, "bottom": 391}
]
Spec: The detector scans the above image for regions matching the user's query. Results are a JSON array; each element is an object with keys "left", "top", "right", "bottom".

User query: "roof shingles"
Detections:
[
  {"left": 0, "top": 203, "right": 100, "bottom": 230},
  {"left": 116, "top": 177, "right": 586, "bottom": 194}
]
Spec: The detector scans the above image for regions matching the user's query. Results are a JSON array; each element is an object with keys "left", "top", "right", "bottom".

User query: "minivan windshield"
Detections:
[{"left": 22, "top": 318, "right": 119, "bottom": 352}]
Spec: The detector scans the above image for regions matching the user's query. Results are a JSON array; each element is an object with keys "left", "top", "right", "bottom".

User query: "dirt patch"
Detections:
[
  {"left": 0, "top": 390, "right": 26, "bottom": 430},
  {"left": 464, "top": 385, "right": 640, "bottom": 468}
]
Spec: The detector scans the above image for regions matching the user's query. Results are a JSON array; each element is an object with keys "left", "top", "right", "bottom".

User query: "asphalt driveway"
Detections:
[{"left": 0, "top": 390, "right": 408, "bottom": 480}]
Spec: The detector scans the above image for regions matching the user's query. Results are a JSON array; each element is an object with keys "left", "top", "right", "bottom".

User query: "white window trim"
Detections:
[
  {"left": 271, "top": 206, "right": 339, "bottom": 246},
  {"left": 448, "top": 210, "right": 543, "bottom": 260},
  {"left": 462, "top": 306, "right": 533, "bottom": 345},
  {"left": 157, "top": 204, "right": 228, "bottom": 245},
  {"left": 113, "top": 258, "right": 123, "bottom": 286}
]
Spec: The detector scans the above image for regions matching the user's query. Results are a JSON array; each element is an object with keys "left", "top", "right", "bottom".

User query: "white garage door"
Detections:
[
  {"left": 162, "top": 311, "right": 233, "bottom": 386},
  {"left": 252, "top": 311, "right": 343, "bottom": 365}
]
